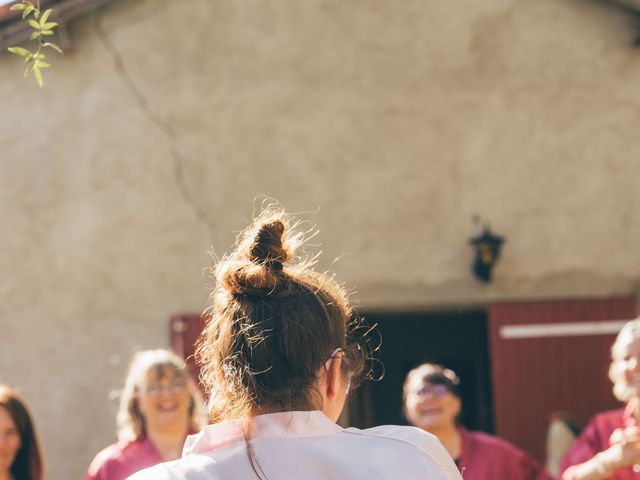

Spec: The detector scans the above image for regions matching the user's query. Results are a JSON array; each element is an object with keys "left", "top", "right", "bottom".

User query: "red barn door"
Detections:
[
  {"left": 170, "top": 313, "right": 206, "bottom": 392},
  {"left": 488, "top": 297, "right": 636, "bottom": 462}
]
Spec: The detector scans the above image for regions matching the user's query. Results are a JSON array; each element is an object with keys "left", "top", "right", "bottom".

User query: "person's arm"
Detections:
[
  {"left": 562, "top": 445, "right": 621, "bottom": 480},
  {"left": 562, "top": 427, "right": 640, "bottom": 480}
]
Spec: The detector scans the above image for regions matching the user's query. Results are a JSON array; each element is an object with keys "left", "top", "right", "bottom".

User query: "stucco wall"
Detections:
[{"left": 2, "top": 0, "right": 640, "bottom": 478}]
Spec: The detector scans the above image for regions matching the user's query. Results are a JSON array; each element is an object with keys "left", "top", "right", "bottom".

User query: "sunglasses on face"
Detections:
[{"left": 413, "top": 384, "right": 451, "bottom": 398}]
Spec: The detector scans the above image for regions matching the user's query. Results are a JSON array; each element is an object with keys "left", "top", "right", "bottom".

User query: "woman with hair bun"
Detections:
[
  {"left": 86, "top": 349, "right": 206, "bottom": 480},
  {"left": 129, "top": 209, "right": 461, "bottom": 479},
  {"left": 560, "top": 318, "right": 640, "bottom": 480},
  {"left": 0, "top": 385, "right": 44, "bottom": 480}
]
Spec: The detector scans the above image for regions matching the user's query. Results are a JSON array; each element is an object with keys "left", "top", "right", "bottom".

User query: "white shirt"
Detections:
[{"left": 127, "top": 411, "right": 462, "bottom": 479}]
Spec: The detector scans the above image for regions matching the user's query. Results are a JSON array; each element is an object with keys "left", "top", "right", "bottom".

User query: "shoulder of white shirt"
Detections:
[
  {"left": 343, "top": 424, "right": 462, "bottom": 478},
  {"left": 125, "top": 463, "right": 174, "bottom": 480},
  {"left": 344, "top": 424, "right": 440, "bottom": 450},
  {"left": 126, "top": 425, "right": 461, "bottom": 480}
]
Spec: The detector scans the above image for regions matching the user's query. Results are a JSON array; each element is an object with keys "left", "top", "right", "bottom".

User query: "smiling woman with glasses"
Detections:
[
  {"left": 85, "top": 350, "right": 206, "bottom": 480},
  {"left": 403, "top": 363, "right": 552, "bottom": 480}
]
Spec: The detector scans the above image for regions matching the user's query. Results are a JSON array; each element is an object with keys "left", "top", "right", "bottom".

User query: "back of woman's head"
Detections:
[
  {"left": 0, "top": 385, "right": 43, "bottom": 480},
  {"left": 116, "top": 349, "right": 206, "bottom": 441},
  {"left": 197, "top": 209, "right": 370, "bottom": 421}
]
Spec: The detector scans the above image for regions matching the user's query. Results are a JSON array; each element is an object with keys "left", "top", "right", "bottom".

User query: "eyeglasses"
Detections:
[
  {"left": 413, "top": 384, "right": 451, "bottom": 398},
  {"left": 139, "top": 380, "right": 188, "bottom": 396}
]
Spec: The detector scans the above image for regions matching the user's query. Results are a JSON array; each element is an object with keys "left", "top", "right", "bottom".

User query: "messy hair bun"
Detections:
[
  {"left": 196, "top": 208, "right": 380, "bottom": 422},
  {"left": 249, "top": 220, "right": 290, "bottom": 267},
  {"left": 218, "top": 218, "right": 295, "bottom": 297}
]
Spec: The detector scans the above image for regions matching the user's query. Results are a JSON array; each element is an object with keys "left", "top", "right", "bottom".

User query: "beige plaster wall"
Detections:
[{"left": 1, "top": 0, "right": 640, "bottom": 477}]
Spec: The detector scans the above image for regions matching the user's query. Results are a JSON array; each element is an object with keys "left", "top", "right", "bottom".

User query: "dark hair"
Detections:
[
  {"left": 0, "top": 386, "right": 44, "bottom": 480},
  {"left": 403, "top": 363, "right": 462, "bottom": 400},
  {"left": 196, "top": 208, "right": 375, "bottom": 422}
]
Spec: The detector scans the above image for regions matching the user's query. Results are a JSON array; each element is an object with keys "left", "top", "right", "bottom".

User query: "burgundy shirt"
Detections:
[
  {"left": 86, "top": 437, "right": 163, "bottom": 480},
  {"left": 457, "top": 428, "right": 554, "bottom": 480},
  {"left": 560, "top": 404, "right": 637, "bottom": 480}
]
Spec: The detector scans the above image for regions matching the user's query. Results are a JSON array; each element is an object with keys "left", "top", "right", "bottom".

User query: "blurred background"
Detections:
[{"left": 2, "top": 0, "right": 640, "bottom": 478}]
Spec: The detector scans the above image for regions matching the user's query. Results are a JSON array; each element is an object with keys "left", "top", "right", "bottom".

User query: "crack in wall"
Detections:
[{"left": 93, "top": 6, "right": 218, "bottom": 244}]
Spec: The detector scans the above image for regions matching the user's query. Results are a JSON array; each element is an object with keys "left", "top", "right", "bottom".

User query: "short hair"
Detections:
[
  {"left": 196, "top": 208, "right": 375, "bottom": 422},
  {"left": 403, "top": 363, "right": 461, "bottom": 401},
  {"left": 116, "top": 349, "right": 207, "bottom": 441},
  {"left": 0, "top": 385, "right": 44, "bottom": 480},
  {"left": 609, "top": 318, "right": 640, "bottom": 402}
]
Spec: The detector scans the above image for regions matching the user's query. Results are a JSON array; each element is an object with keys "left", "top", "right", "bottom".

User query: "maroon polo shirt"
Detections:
[
  {"left": 457, "top": 427, "right": 553, "bottom": 480},
  {"left": 560, "top": 402, "right": 637, "bottom": 480},
  {"left": 86, "top": 437, "right": 164, "bottom": 480}
]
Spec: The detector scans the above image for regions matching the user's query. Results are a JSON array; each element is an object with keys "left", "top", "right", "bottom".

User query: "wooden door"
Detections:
[{"left": 488, "top": 297, "right": 636, "bottom": 462}]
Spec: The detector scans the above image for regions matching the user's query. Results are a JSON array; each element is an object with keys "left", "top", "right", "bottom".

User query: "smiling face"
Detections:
[
  {"left": 0, "top": 406, "right": 21, "bottom": 475},
  {"left": 404, "top": 375, "right": 461, "bottom": 433},
  {"left": 136, "top": 366, "right": 191, "bottom": 434}
]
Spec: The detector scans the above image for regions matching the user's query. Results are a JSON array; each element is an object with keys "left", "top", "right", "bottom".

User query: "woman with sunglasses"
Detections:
[
  {"left": 128, "top": 209, "right": 461, "bottom": 479},
  {"left": 86, "top": 349, "right": 206, "bottom": 480},
  {"left": 404, "top": 363, "right": 552, "bottom": 480}
]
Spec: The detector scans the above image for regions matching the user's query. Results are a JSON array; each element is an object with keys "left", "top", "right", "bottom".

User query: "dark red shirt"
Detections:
[
  {"left": 457, "top": 428, "right": 554, "bottom": 480},
  {"left": 86, "top": 437, "right": 163, "bottom": 480},
  {"left": 560, "top": 405, "right": 637, "bottom": 480}
]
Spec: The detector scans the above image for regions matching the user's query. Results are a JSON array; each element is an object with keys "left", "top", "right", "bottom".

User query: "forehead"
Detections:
[
  {"left": 405, "top": 373, "right": 435, "bottom": 392},
  {"left": 0, "top": 406, "right": 17, "bottom": 429},
  {"left": 620, "top": 337, "right": 640, "bottom": 357},
  {"left": 142, "top": 364, "right": 183, "bottom": 383}
]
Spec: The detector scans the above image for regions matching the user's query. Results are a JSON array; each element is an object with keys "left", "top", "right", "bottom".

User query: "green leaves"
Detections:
[
  {"left": 6, "top": 2, "right": 62, "bottom": 87},
  {"left": 10, "top": 0, "right": 35, "bottom": 19},
  {"left": 39, "top": 8, "right": 50, "bottom": 24},
  {"left": 43, "top": 42, "right": 62, "bottom": 54},
  {"left": 33, "top": 65, "right": 43, "bottom": 87},
  {"left": 7, "top": 46, "right": 31, "bottom": 57},
  {"left": 27, "top": 10, "right": 58, "bottom": 40}
]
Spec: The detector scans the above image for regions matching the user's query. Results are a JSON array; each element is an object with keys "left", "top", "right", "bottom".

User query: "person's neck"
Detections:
[
  {"left": 429, "top": 424, "right": 462, "bottom": 459},
  {"left": 0, "top": 469, "right": 13, "bottom": 480},
  {"left": 146, "top": 422, "right": 190, "bottom": 461}
]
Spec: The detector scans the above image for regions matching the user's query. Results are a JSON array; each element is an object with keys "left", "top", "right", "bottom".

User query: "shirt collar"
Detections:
[{"left": 184, "top": 411, "right": 343, "bottom": 455}]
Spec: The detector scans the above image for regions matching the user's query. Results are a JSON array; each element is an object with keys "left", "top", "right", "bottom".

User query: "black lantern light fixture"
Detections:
[{"left": 469, "top": 216, "right": 505, "bottom": 283}]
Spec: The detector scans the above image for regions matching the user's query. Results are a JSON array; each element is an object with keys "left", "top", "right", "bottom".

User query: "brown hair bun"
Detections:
[
  {"left": 249, "top": 220, "right": 290, "bottom": 269},
  {"left": 218, "top": 216, "right": 294, "bottom": 297}
]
